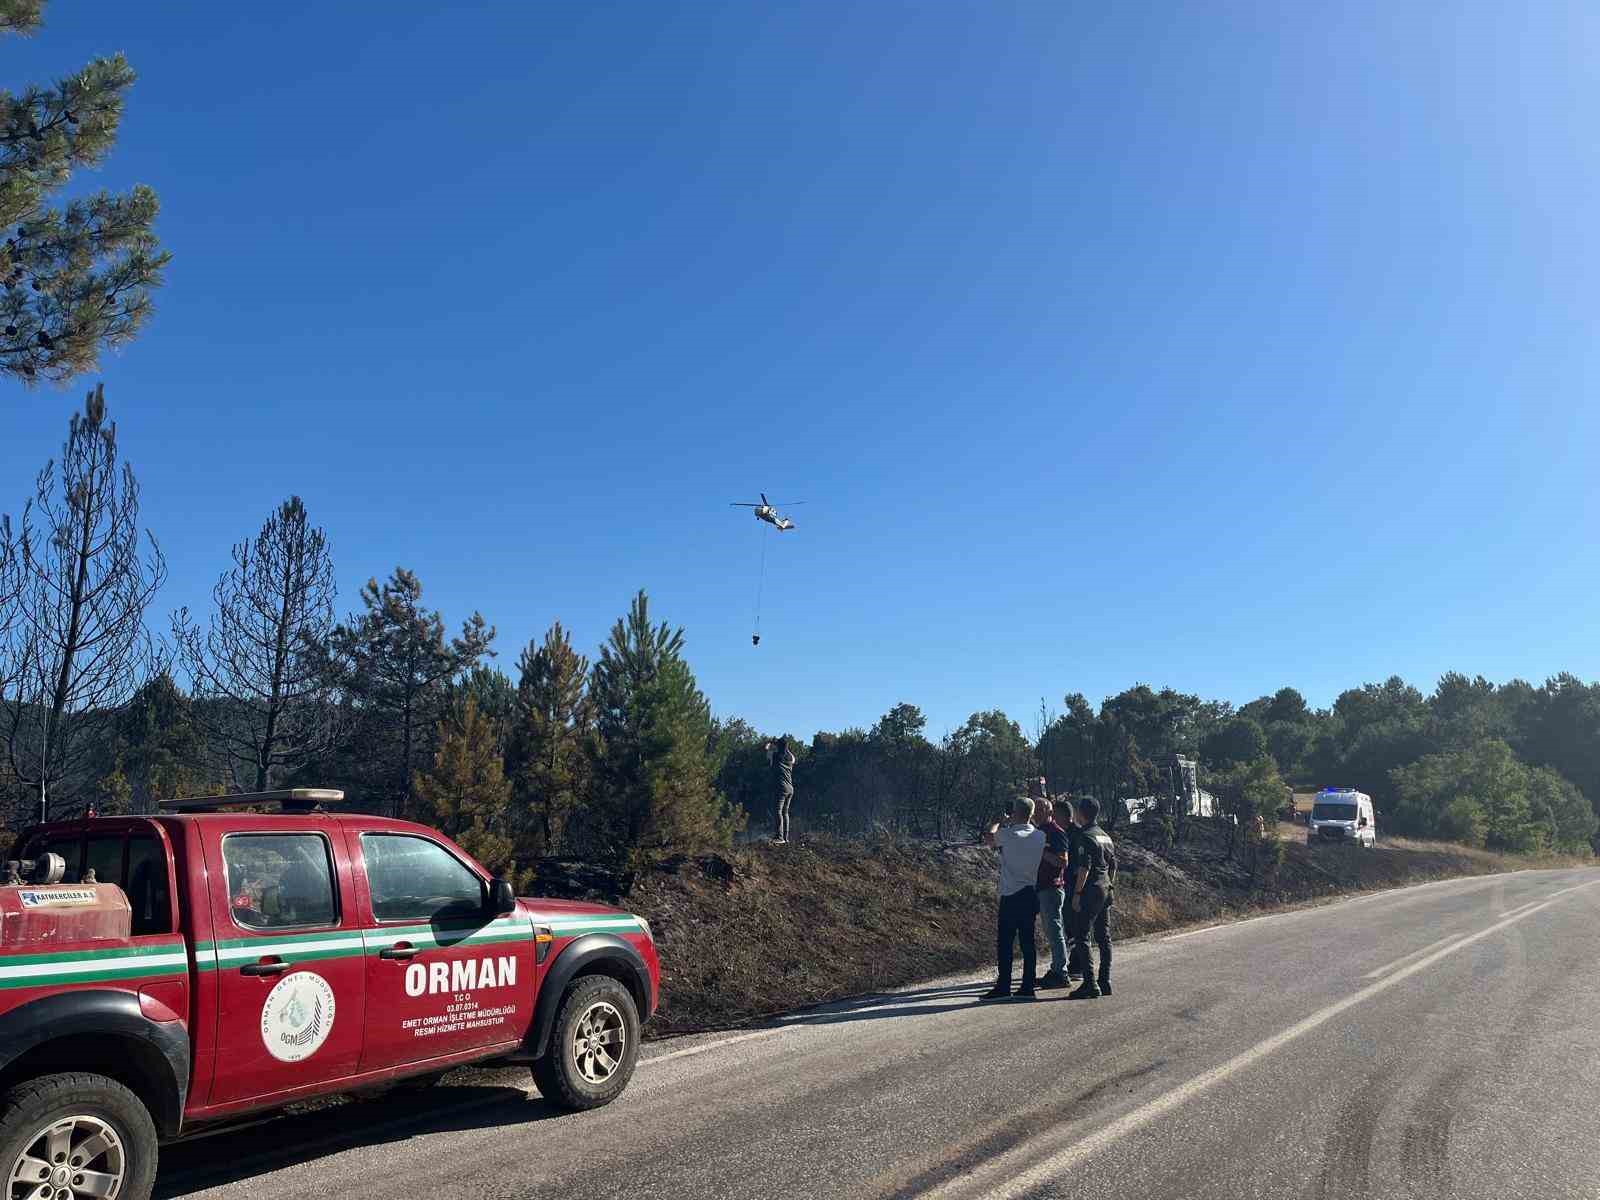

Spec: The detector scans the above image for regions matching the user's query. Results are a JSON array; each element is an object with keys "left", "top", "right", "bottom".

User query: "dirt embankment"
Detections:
[{"left": 528, "top": 825, "right": 1586, "bottom": 1037}]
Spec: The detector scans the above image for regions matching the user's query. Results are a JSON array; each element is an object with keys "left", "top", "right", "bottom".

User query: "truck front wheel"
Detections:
[
  {"left": 0, "top": 1072, "right": 158, "bottom": 1200},
  {"left": 531, "top": 975, "right": 641, "bottom": 1111}
]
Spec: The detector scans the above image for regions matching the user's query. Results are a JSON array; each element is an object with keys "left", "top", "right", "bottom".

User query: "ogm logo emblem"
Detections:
[{"left": 260, "top": 970, "right": 337, "bottom": 1063}]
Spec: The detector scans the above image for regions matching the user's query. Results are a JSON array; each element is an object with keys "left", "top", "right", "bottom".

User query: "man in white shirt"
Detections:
[{"left": 979, "top": 795, "right": 1045, "bottom": 1000}]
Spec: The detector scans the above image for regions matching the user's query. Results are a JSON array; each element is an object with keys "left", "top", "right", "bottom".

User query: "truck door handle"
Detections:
[
  {"left": 379, "top": 944, "right": 419, "bottom": 960},
  {"left": 240, "top": 959, "right": 289, "bottom": 977}
]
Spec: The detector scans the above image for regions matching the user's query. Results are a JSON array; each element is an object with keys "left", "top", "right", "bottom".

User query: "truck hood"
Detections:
[{"left": 516, "top": 897, "right": 634, "bottom": 921}]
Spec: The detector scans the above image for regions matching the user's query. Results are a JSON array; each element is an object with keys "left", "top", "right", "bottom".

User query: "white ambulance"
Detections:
[{"left": 1307, "top": 787, "right": 1377, "bottom": 848}]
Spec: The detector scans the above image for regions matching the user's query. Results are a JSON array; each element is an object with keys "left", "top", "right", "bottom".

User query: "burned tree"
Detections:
[
  {"left": 3, "top": 384, "right": 164, "bottom": 821},
  {"left": 0, "top": 511, "right": 18, "bottom": 747},
  {"left": 0, "top": 510, "right": 16, "bottom": 650},
  {"left": 173, "top": 496, "right": 338, "bottom": 791}
]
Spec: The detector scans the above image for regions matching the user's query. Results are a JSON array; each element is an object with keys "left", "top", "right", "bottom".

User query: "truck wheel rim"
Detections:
[
  {"left": 8, "top": 1114, "right": 125, "bottom": 1200},
  {"left": 571, "top": 1000, "right": 627, "bottom": 1084}
]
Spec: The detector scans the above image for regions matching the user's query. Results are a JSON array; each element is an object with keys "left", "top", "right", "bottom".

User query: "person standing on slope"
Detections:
[
  {"left": 1066, "top": 796, "right": 1117, "bottom": 1000},
  {"left": 768, "top": 737, "right": 797, "bottom": 844},
  {"left": 980, "top": 794, "right": 1045, "bottom": 1000}
]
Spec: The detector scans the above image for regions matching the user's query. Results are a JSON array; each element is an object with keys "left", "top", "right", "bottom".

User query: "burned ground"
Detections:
[{"left": 526, "top": 824, "right": 1586, "bottom": 1036}]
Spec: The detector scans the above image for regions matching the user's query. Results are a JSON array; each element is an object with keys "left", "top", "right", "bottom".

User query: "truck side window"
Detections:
[
  {"left": 85, "top": 834, "right": 124, "bottom": 887},
  {"left": 126, "top": 835, "right": 173, "bottom": 936},
  {"left": 222, "top": 834, "right": 337, "bottom": 931},
  {"left": 363, "top": 834, "right": 484, "bottom": 923}
]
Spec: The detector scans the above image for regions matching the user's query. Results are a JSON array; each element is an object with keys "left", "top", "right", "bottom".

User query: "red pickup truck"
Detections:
[{"left": 0, "top": 789, "right": 660, "bottom": 1200}]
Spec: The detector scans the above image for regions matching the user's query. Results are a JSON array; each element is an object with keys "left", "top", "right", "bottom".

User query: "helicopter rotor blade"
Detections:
[{"left": 730, "top": 503, "right": 760, "bottom": 507}]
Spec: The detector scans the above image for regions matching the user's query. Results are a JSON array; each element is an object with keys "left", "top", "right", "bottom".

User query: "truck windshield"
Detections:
[{"left": 1313, "top": 803, "right": 1358, "bottom": 821}]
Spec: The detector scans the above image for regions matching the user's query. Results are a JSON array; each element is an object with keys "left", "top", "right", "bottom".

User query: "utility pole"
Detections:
[{"left": 38, "top": 712, "right": 47, "bottom": 826}]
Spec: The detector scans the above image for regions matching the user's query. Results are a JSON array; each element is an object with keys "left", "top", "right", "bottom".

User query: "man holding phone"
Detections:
[
  {"left": 980, "top": 794, "right": 1045, "bottom": 1000},
  {"left": 1033, "top": 788, "right": 1073, "bottom": 988}
]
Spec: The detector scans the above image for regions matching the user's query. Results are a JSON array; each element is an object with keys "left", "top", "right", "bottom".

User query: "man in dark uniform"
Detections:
[{"left": 1066, "top": 796, "right": 1117, "bottom": 1000}]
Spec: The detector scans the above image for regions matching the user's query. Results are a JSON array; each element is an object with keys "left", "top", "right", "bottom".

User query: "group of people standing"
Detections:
[
  {"left": 762, "top": 746, "right": 1115, "bottom": 1001},
  {"left": 982, "top": 778, "right": 1116, "bottom": 1001}
]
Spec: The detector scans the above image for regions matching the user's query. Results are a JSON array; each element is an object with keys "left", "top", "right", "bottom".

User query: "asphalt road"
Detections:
[{"left": 158, "top": 866, "right": 1600, "bottom": 1200}]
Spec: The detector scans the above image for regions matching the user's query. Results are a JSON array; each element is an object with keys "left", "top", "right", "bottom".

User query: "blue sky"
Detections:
[{"left": 3, "top": 2, "right": 1598, "bottom": 740}]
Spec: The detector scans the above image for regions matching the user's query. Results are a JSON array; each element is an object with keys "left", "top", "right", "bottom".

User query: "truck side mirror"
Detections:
[
  {"left": 1359, "top": 817, "right": 1368, "bottom": 827},
  {"left": 489, "top": 877, "right": 516, "bottom": 916}
]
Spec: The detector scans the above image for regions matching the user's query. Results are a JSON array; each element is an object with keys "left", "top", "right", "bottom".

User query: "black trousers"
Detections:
[
  {"left": 1068, "top": 884, "right": 1112, "bottom": 983},
  {"left": 996, "top": 886, "right": 1039, "bottom": 990}
]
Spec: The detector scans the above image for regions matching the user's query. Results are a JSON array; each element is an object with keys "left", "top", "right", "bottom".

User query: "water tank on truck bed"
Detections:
[{"left": 0, "top": 853, "right": 133, "bottom": 946}]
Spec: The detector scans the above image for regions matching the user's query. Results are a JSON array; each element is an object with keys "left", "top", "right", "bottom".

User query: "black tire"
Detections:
[
  {"left": 0, "top": 1071, "right": 158, "bottom": 1200},
  {"left": 531, "top": 975, "right": 641, "bottom": 1111}
]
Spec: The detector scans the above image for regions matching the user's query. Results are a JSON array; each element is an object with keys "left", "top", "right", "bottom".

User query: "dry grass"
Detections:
[
  {"left": 1380, "top": 836, "right": 1591, "bottom": 871},
  {"left": 1123, "top": 891, "right": 1173, "bottom": 928},
  {"left": 627, "top": 836, "right": 1002, "bottom": 1035}
]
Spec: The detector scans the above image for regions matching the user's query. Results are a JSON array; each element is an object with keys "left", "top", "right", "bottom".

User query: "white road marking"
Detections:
[
  {"left": 1497, "top": 901, "right": 1541, "bottom": 920},
  {"left": 1540, "top": 882, "right": 1595, "bottom": 902},
  {"left": 912, "top": 877, "right": 1600, "bottom": 1200},
  {"left": 642, "top": 1028, "right": 789, "bottom": 1066},
  {"left": 643, "top": 983, "right": 994, "bottom": 1067},
  {"left": 1157, "top": 872, "right": 1514, "bottom": 944},
  {"left": 1162, "top": 903, "right": 1347, "bottom": 942},
  {"left": 1162, "top": 924, "right": 1227, "bottom": 941},
  {"left": 1361, "top": 931, "right": 1469, "bottom": 979}
]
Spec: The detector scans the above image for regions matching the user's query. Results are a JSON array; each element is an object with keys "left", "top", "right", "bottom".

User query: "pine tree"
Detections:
[
  {"left": 451, "top": 664, "right": 516, "bottom": 755},
  {"left": 413, "top": 696, "right": 516, "bottom": 880},
  {"left": 634, "top": 658, "right": 738, "bottom": 852},
  {"left": 506, "top": 621, "right": 594, "bottom": 859},
  {"left": 322, "top": 568, "right": 493, "bottom": 818},
  {"left": 94, "top": 671, "right": 211, "bottom": 814},
  {"left": 1, "top": 0, "right": 168, "bottom": 386},
  {"left": 589, "top": 591, "right": 740, "bottom": 860}
]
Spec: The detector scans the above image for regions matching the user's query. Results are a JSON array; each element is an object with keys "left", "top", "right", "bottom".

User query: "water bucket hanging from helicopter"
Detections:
[{"left": 729, "top": 493, "right": 804, "bottom": 645}]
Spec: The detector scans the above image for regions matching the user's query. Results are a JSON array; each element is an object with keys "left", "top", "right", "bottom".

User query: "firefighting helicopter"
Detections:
[
  {"left": 729, "top": 493, "right": 803, "bottom": 531},
  {"left": 733, "top": 494, "right": 806, "bottom": 645}
]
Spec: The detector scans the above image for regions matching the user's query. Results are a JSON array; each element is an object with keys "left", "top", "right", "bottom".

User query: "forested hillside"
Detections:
[{"left": 3, "top": 395, "right": 1597, "bottom": 865}]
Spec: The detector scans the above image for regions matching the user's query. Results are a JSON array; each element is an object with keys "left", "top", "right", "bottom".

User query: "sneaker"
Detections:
[
  {"left": 1014, "top": 988, "right": 1037, "bottom": 1000},
  {"left": 1067, "top": 982, "right": 1102, "bottom": 1001},
  {"left": 978, "top": 986, "right": 1011, "bottom": 1001},
  {"left": 1037, "top": 971, "right": 1070, "bottom": 989}
]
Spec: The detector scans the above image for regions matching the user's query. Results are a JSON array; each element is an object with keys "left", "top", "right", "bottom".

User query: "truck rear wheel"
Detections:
[
  {"left": 531, "top": 975, "right": 641, "bottom": 1111},
  {"left": 0, "top": 1072, "right": 157, "bottom": 1200}
]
